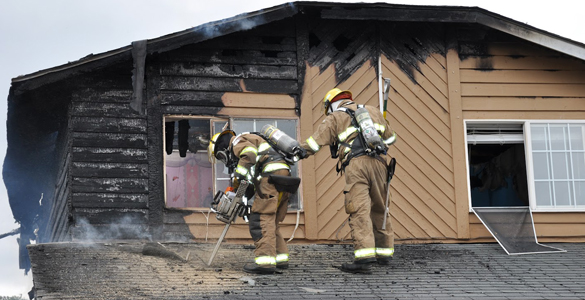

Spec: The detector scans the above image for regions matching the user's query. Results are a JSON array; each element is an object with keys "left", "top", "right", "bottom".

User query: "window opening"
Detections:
[
  {"left": 467, "top": 123, "right": 529, "bottom": 207},
  {"left": 163, "top": 117, "right": 301, "bottom": 211},
  {"left": 164, "top": 117, "right": 228, "bottom": 209}
]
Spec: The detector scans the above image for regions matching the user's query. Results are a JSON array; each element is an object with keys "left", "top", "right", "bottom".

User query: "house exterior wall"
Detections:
[
  {"left": 458, "top": 31, "right": 585, "bottom": 242},
  {"left": 160, "top": 20, "right": 585, "bottom": 244},
  {"left": 28, "top": 15, "right": 584, "bottom": 245}
]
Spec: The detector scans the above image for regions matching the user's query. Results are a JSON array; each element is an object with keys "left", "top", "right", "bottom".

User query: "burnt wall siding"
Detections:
[
  {"left": 157, "top": 18, "right": 299, "bottom": 116},
  {"left": 43, "top": 119, "right": 72, "bottom": 243},
  {"left": 69, "top": 89, "right": 149, "bottom": 239},
  {"left": 155, "top": 18, "right": 301, "bottom": 239}
]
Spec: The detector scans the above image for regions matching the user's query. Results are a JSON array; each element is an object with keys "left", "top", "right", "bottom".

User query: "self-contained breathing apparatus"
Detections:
[
  {"left": 258, "top": 124, "right": 307, "bottom": 165},
  {"left": 331, "top": 105, "right": 388, "bottom": 174}
]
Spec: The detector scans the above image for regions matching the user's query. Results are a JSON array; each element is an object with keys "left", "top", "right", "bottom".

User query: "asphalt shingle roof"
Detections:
[{"left": 28, "top": 242, "right": 585, "bottom": 299}]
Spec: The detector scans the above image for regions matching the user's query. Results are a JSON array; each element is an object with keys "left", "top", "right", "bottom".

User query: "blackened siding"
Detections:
[
  {"left": 44, "top": 119, "right": 72, "bottom": 242},
  {"left": 69, "top": 89, "right": 149, "bottom": 239},
  {"left": 157, "top": 18, "right": 299, "bottom": 116},
  {"left": 156, "top": 18, "right": 301, "bottom": 240}
]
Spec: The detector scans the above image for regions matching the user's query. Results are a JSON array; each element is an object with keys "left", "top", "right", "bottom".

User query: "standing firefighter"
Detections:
[
  {"left": 301, "top": 88, "right": 397, "bottom": 273},
  {"left": 208, "top": 127, "right": 303, "bottom": 274}
]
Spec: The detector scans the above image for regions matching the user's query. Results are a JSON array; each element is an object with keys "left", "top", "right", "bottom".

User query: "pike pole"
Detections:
[
  {"left": 382, "top": 157, "right": 396, "bottom": 231},
  {"left": 382, "top": 78, "right": 394, "bottom": 231}
]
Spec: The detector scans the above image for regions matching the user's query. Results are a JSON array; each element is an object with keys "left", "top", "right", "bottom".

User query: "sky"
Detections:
[{"left": 0, "top": 0, "right": 584, "bottom": 297}]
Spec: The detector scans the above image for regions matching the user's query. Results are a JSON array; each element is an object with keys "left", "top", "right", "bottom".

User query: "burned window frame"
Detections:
[
  {"left": 163, "top": 116, "right": 229, "bottom": 210},
  {"left": 162, "top": 115, "right": 303, "bottom": 212}
]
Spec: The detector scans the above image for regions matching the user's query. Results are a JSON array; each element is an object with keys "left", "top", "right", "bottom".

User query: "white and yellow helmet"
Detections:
[{"left": 207, "top": 130, "right": 235, "bottom": 164}]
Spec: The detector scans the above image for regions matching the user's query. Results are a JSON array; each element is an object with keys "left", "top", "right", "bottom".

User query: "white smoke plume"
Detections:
[{"left": 74, "top": 215, "right": 152, "bottom": 243}]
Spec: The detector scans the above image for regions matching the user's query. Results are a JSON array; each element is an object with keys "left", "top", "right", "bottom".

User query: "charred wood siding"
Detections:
[
  {"left": 158, "top": 18, "right": 299, "bottom": 116},
  {"left": 69, "top": 90, "right": 149, "bottom": 239},
  {"left": 156, "top": 18, "right": 300, "bottom": 240},
  {"left": 44, "top": 121, "right": 72, "bottom": 242}
]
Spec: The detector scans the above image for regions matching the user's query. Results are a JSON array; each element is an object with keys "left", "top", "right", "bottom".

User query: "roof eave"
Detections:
[
  {"left": 11, "top": 2, "right": 585, "bottom": 85},
  {"left": 11, "top": 2, "right": 298, "bottom": 84},
  {"left": 320, "top": 4, "right": 585, "bottom": 60}
]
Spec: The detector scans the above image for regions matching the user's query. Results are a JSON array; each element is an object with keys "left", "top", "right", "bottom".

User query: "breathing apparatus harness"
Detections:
[{"left": 331, "top": 104, "right": 388, "bottom": 174}]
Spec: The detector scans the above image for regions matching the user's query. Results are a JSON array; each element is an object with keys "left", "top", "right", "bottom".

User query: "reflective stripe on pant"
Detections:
[
  {"left": 248, "top": 168, "right": 290, "bottom": 261},
  {"left": 344, "top": 155, "right": 394, "bottom": 260}
]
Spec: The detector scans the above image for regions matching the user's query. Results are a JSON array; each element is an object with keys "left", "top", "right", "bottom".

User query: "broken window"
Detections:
[
  {"left": 163, "top": 117, "right": 301, "bottom": 211},
  {"left": 164, "top": 117, "right": 227, "bottom": 209},
  {"left": 467, "top": 123, "right": 528, "bottom": 207}
]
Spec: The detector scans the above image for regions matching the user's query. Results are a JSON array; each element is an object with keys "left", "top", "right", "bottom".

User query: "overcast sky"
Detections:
[{"left": 1, "top": 0, "right": 584, "bottom": 297}]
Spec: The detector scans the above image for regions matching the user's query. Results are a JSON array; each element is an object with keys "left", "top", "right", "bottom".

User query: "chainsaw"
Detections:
[{"left": 207, "top": 179, "right": 250, "bottom": 266}]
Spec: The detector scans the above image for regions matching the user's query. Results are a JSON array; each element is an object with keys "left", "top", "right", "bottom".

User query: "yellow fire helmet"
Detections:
[
  {"left": 322, "top": 88, "right": 352, "bottom": 115},
  {"left": 207, "top": 130, "right": 235, "bottom": 164}
]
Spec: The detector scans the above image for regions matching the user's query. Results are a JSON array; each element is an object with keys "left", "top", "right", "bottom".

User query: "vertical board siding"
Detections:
[
  {"left": 70, "top": 90, "right": 149, "bottom": 238},
  {"left": 459, "top": 28, "right": 585, "bottom": 240}
]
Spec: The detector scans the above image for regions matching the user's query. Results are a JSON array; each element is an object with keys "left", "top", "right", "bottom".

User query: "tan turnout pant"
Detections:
[
  {"left": 248, "top": 168, "right": 290, "bottom": 261},
  {"left": 343, "top": 155, "right": 394, "bottom": 260}
]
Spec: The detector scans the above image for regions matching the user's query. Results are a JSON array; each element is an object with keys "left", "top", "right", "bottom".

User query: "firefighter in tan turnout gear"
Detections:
[
  {"left": 208, "top": 127, "right": 304, "bottom": 274},
  {"left": 301, "top": 88, "right": 397, "bottom": 273}
]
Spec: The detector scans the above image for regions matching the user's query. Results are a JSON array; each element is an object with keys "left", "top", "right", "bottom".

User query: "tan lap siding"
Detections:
[{"left": 460, "top": 38, "right": 585, "bottom": 240}]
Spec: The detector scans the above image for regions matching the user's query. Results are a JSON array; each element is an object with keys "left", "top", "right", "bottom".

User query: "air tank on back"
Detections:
[
  {"left": 354, "top": 106, "right": 386, "bottom": 154},
  {"left": 261, "top": 124, "right": 302, "bottom": 161}
]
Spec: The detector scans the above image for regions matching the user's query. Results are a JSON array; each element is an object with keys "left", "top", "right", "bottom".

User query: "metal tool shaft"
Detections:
[
  {"left": 382, "top": 157, "right": 396, "bottom": 231},
  {"left": 382, "top": 186, "right": 390, "bottom": 230},
  {"left": 207, "top": 222, "right": 231, "bottom": 266}
]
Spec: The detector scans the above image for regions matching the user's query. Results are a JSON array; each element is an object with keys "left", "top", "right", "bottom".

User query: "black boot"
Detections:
[
  {"left": 355, "top": 257, "right": 376, "bottom": 264},
  {"left": 377, "top": 256, "right": 392, "bottom": 265},
  {"left": 339, "top": 262, "right": 372, "bottom": 274},
  {"left": 276, "top": 261, "right": 289, "bottom": 269},
  {"left": 243, "top": 262, "right": 276, "bottom": 274}
]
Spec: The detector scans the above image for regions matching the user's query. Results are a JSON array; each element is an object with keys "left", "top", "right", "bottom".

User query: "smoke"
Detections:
[
  {"left": 195, "top": 9, "right": 268, "bottom": 40},
  {"left": 74, "top": 215, "right": 152, "bottom": 243}
]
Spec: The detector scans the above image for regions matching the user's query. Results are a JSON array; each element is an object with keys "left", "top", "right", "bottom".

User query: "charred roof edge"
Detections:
[{"left": 11, "top": 2, "right": 585, "bottom": 85}]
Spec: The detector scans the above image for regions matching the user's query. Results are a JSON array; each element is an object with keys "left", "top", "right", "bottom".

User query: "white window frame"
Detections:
[
  {"left": 230, "top": 117, "right": 303, "bottom": 211},
  {"left": 464, "top": 119, "right": 585, "bottom": 213}
]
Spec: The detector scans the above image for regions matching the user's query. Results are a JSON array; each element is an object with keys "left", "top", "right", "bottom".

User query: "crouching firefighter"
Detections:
[
  {"left": 208, "top": 125, "right": 305, "bottom": 274},
  {"left": 300, "top": 88, "right": 397, "bottom": 274}
]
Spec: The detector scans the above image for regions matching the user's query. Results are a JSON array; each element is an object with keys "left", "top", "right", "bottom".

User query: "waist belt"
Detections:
[{"left": 268, "top": 175, "right": 301, "bottom": 194}]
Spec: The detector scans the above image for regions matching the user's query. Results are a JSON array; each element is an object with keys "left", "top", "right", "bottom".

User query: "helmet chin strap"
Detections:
[{"left": 328, "top": 100, "right": 343, "bottom": 115}]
